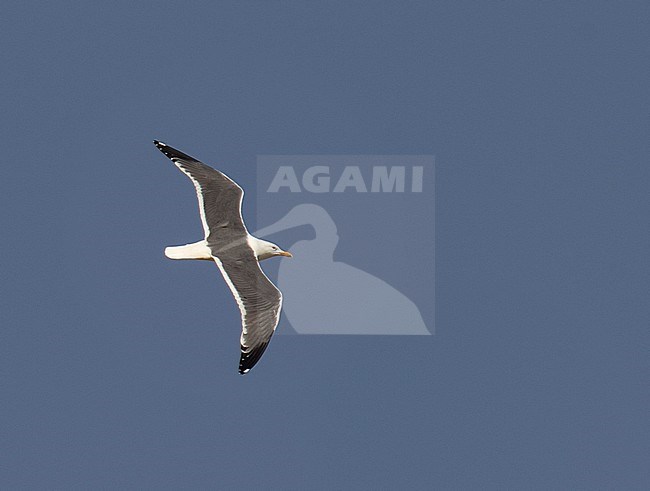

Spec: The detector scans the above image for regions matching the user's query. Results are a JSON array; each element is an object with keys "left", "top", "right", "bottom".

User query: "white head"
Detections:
[{"left": 249, "top": 237, "right": 293, "bottom": 261}]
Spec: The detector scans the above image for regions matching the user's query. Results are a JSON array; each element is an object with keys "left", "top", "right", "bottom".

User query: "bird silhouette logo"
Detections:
[{"left": 255, "top": 204, "right": 430, "bottom": 335}]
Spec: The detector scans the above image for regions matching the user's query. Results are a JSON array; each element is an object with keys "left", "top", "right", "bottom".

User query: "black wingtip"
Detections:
[
  {"left": 238, "top": 342, "right": 270, "bottom": 375},
  {"left": 152, "top": 140, "right": 202, "bottom": 164},
  {"left": 153, "top": 140, "right": 175, "bottom": 160}
]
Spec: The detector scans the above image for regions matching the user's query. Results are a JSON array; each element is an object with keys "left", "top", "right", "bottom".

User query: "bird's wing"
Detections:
[
  {"left": 153, "top": 141, "right": 248, "bottom": 242},
  {"left": 213, "top": 251, "right": 283, "bottom": 374}
]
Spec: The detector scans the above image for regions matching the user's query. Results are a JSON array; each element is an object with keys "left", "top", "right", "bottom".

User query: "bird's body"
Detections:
[
  {"left": 154, "top": 141, "right": 291, "bottom": 374},
  {"left": 164, "top": 236, "right": 285, "bottom": 262}
]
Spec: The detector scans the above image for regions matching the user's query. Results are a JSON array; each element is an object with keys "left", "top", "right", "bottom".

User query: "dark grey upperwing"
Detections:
[
  {"left": 153, "top": 141, "right": 248, "bottom": 251},
  {"left": 213, "top": 243, "right": 283, "bottom": 374}
]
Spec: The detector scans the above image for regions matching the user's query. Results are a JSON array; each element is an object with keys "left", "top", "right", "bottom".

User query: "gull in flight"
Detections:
[{"left": 154, "top": 141, "right": 292, "bottom": 374}]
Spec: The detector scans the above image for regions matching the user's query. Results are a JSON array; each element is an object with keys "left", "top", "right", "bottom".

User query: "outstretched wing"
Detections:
[
  {"left": 213, "top": 247, "right": 283, "bottom": 374},
  {"left": 153, "top": 141, "right": 248, "bottom": 247}
]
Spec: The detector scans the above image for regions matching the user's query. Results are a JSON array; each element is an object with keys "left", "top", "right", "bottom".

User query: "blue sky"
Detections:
[{"left": 1, "top": 1, "right": 648, "bottom": 489}]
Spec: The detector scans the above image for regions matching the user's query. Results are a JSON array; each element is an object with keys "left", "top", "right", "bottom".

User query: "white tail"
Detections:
[{"left": 164, "top": 240, "right": 212, "bottom": 260}]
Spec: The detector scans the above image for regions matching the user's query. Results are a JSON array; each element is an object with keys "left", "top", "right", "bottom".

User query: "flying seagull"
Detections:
[{"left": 154, "top": 140, "right": 292, "bottom": 374}]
